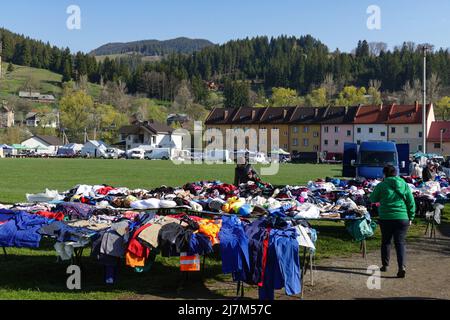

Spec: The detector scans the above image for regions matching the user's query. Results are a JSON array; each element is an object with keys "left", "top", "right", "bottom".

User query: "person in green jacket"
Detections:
[{"left": 370, "top": 165, "right": 416, "bottom": 278}]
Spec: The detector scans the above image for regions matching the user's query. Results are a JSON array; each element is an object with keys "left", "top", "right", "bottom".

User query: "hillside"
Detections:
[
  {"left": 0, "top": 63, "right": 102, "bottom": 101},
  {"left": 90, "top": 37, "right": 215, "bottom": 56}
]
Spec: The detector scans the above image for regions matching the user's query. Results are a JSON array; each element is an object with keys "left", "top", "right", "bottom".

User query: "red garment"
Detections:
[
  {"left": 127, "top": 224, "right": 152, "bottom": 258},
  {"left": 258, "top": 227, "right": 271, "bottom": 287},
  {"left": 97, "top": 186, "right": 115, "bottom": 195},
  {"left": 36, "top": 211, "right": 65, "bottom": 221}
]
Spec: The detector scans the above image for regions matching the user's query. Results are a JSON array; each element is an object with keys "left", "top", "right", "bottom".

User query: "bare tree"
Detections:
[
  {"left": 321, "top": 73, "right": 337, "bottom": 102},
  {"left": 401, "top": 79, "right": 422, "bottom": 104},
  {"left": 427, "top": 73, "right": 441, "bottom": 103},
  {"left": 172, "top": 80, "right": 193, "bottom": 112},
  {"left": 369, "top": 79, "right": 382, "bottom": 91},
  {"left": 369, "top": 42, "right": 388, "bottom": 56}
]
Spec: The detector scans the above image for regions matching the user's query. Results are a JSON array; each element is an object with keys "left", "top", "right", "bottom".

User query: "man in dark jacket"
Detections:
[
  {"left": 234, "top": 153, "right": 259, "bottom": 186},
  {"left": 422, "top": 162, "right": 434, "bottom": 182}
]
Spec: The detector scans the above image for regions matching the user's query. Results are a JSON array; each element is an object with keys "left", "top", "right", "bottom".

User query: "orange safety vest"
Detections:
[{"left": 180, "top": 253, "right": 201, "bottom": 272}]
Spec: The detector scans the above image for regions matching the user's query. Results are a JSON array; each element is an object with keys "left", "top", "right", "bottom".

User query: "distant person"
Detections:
[
  {"left": 370, "top": 165, "right": 416, "bottom": 279},
  {"left": 234, "top": 153, "right": 259, "bottom": 186},
  {"left": 422, "top": 162, "right": 434, "bottom": 182},
  {"left": 411, "top": 162, "right": 422, "bottom": 178}
]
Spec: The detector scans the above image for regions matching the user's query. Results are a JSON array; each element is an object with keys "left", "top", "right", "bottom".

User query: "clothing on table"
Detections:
[
  {"left": 137, "top": 216, "right": 181, "bottom": 248},
  {"left": 158, "top": 223, "right": 193, "bottom": 257},
  {"left": 0, "top": 211, "right": 50, "bottom": 248}
]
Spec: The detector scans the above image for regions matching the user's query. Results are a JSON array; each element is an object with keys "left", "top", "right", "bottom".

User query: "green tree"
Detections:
[
  {"left": 436, "top": 96, "right": 450, "bottom": 120},
  {"left": 60, "top": 90, "right": 94, "bottom": 138},
  {"left": 7, "top": 62, "right": 14, "bottom": 72},
  {"left": 335, "top": 86, "right": 368, "bottom": 106},
  {"left": 223, "top": 80, "right": 250, "bottom": 108},
  {"left": 270, "top": 87, "right": 303, "bottom": 107},
  {"left": 305, "top": 87, "right": 328, "bottom": 107}
]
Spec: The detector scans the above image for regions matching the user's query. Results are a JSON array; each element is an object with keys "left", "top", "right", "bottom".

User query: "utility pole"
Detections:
[
  {"left": 422, "top": 45, "right": 430, "bottom": 154},
  {"left": 0, "top": 41, "right": 3, "bottom": 79}
]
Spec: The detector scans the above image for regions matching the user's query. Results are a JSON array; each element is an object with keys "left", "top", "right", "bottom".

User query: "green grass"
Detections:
[
  {"left": 0, "top": 159, "right": 447, "bottom": 299},
  {"left": 0, "top": 63, "right": 102, "bottom": 100}
]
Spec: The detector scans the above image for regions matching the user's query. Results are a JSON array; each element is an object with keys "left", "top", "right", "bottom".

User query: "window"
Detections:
[
  {"left": 381, "top": 132, "right": 386, "bottom": 137},
  {"left": 347, "top": 130, "right": 351, "bottom": 137},
  {"left": 313, "top": 145, "right": 319, "bottom": 151},
  {"left": 357, "top": 140, "right": 361, "bottom": 145},
  {"left": 284, "top": 144, "right": 288, "bottom": 149},
  {"left": 369, "top": 128, "right": 374, "bottom": 134},
  {"left": 335, "top": 140, "right": 339, "bottom": 146},
  {"left": 360, "top": 151, "right": 397, "bottom": 165},
  {"left": 313, "top": 132, "right": 319, "bottom": 138},
  {"left": 152, "top": 136, "right": 156, "bottom": 144},
  {"left": 293, "top": 138, "right": 299, "bottom": 146},
  {"left": 284, "top": 131, "right": 288, "bottom": 136},
  {"left": 324, "top": 126, "right": 329, "bottom": 133},
  {"left": 418, "top": 145, "right": 423, "bottom": 151},
  {"left": 404, "top": 127, "right": 409, "bottom": 134},
  {"left": 391, "top": 127, "right": 396, "bottom": 134},
  {"left": 335, "top": 127, "right": 339, "bottom": 133},
  {"left": 418, "top": 132, "right": 423, "bottom": 138},
  {"left": 434, "top": 143, "right": 441, "bottom": 149},
  {"left": 357, "top": 128, "right": 362, "bottom": 134},
  {"left": 304, "top": 126, "right": 309, "bottom": 133},
  {"left": 324, "top": 140, "right": 329, "bottom": 146},
  {"left": 303, "top": 139, "right": 309, "bottom": 146},
  {"left": 293, "top": 127, "right": 299, "bottom": 134}
]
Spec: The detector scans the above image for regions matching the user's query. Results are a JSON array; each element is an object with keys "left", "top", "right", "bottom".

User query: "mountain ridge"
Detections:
[{"left": 90, "top": 37, "right": 215, "bottom": 56}]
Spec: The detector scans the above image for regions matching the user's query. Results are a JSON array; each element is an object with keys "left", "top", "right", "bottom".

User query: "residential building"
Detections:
[
  {"left": 25, "top": 112, "right": 59, "bottom": 128},
  {"left": 0, "top": 102, "right": 14, "bottom": 128},
  {"left": 320, "top": 106, "right": 358, "bottom": 156},
  {"left": 386, "top": 103, "right": 435, "bottom": 153},
  {"left": 21, "top": 135, "right": 63, "bottom": 154},
  {"left": 288, "top": 107, "right": 322, "bottom": 154},
  {"left": 167, "top": 114, "right": 190, "bottom": 127},
  {"left": 427, "top": 121, "right": 450, "bottom": 156},
  {"left": 353, "top": 105, "right": 390, "bottom": 145},
  {"left": 119, "top": 120, "right": 182, "bottom": 151}
]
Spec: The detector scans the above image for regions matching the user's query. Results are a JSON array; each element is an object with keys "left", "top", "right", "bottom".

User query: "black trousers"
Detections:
[{"left": 379, "top": 220, "right": 410, "bottom": 270}]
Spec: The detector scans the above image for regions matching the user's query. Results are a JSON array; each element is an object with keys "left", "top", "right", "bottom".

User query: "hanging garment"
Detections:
[
  {"left": 259, "top": 228, "right": 301, "bottom": 300},
  {"left": 219, "top": 215, "right": 250, "bottom": 281},
  {"left": 180, "top": 253, "right": 201, "bottom": 272},
  {"left": 244, "top": 218, "right": 270, "bottom": 285},
  {"left": 158, "top": 223, "right": 193, "bottom": 257},
  {"left": 137, "top": 216, "right": 181, "bottom": 248},
  {"left": 188, "top": 233, "right": 213, "bottom": 256}
]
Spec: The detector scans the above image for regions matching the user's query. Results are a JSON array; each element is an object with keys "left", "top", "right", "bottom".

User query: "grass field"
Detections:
[
  {"left": 0, "top": 63, "right": 102, "bottom": 100},
  {"left": 0, "top": 159, "right": 446, "bottom": 299}
]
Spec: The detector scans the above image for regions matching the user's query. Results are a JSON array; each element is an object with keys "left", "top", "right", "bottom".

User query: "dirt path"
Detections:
[{"left": 297, "top": 222, "right": 450, "bottom": 300}]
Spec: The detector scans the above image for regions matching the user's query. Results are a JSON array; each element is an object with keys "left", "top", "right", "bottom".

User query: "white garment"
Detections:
[
  {"left": 294, "top": 203, "right": 321, "bottom": 219},
  {"left": 130, "top": 198, "right": 161, "bottom": 210},
  {"left": 295, "top": 225, "right": 316, "bottom": 250},
  {"left": 159, "top": 200, "right": 177, "bottom": 208},
  {"left": 26, "top": 189, "right": 64, "bottom": 203}
]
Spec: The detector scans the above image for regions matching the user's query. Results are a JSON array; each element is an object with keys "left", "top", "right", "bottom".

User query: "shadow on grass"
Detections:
[{"left": 0, "top": 250, "right": 232, "bottom": 300}]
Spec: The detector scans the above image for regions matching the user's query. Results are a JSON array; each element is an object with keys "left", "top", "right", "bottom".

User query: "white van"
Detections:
[
  {"left": 145, "top": 148, "right": 171, "bottom": 160},
  {"left": 204, "top": 149, "right": 232, "bottom": 163},
  {"left": 127, "top": 148, "right": 145, "bottom": 160}
]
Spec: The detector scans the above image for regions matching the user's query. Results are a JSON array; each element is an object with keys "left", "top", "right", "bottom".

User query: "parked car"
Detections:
[
  {"left": 126, "top": 149, "right": 145, "bottom": 160},
  {"left": 144, "top": 148, "right": 171, "bottom": 160},
  {"left": 103, "top": 148, "right": 125, "bottom": 159}
]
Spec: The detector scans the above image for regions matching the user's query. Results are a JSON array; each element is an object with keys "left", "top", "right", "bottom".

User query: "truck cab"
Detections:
[{"left": 343, "top": 141, "right": 410, "bottom": 179}]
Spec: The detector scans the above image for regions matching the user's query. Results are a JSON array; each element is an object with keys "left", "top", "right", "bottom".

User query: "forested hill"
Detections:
[{"left": 90, "top": 37, "right": 215, "bottom": 56}]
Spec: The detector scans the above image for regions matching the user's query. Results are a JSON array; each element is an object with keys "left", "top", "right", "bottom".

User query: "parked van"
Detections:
[
  {"left": 144, "top": 148, "right": 171, "bottom": 160},
  {"left": 204, "top": 149, "right": 232, "bottom": 163}
]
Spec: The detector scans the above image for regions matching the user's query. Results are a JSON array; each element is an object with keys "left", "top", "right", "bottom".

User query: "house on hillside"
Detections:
[
  {"left": 19, "top": 91, "right": 56, "bottom": 103},
  {"left": 167, "top": 114, "right": 190, "bottom": 127},
  {"left": 0, "top": 102, "right": 14, "bottom": 128},
  {"left": 21, "top": 135, "right": 63, "bottom": 155},
  {"left": 119, "top": 120, "right": 183, "bottom": 151},
  {"left": 25, "top": 112, "right": 59, "bottom": 128}
]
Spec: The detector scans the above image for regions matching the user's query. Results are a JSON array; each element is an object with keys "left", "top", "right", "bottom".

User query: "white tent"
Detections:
[{"left": 57, "top": 143, "right": 83, "bottom": 156}]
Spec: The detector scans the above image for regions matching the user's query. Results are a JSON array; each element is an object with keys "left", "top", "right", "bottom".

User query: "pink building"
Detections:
[{"left": 320, "top": 106, "right": 359, "bottom": 158}]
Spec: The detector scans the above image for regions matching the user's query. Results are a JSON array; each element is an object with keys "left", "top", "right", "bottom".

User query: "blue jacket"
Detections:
[{"left": 0, "top": 211, "right": 51, "bottom": 248}]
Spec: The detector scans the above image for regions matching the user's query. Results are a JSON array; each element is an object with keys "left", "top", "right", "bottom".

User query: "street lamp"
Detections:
[{"left": 421, "top": 45, "right": 431, "bottom": 154}]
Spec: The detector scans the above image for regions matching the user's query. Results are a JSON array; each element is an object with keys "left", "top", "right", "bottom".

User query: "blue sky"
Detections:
[{"left": 0, "top": 0, "right": 449, "bottom": 53}]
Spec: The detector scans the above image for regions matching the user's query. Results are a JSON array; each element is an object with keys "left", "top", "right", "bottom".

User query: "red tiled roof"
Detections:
[
  {"left": 427, "top": 121, "right": 450, "bottom": 142},
  {"left": 353, "top": 105, "right": 389, "bottom": 124},
  {"left": 385, "top": 104, "right": 432, "bottom": 124}
]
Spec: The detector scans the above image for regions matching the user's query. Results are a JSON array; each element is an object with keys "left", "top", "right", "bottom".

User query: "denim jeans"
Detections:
[{"left": 379, "top": 220, "right": 410, "bottom": 270}]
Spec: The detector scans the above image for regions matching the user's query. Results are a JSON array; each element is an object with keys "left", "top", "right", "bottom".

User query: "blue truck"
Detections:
[{"left": 343, "top": 141, "right": 410, "bottom": 179}]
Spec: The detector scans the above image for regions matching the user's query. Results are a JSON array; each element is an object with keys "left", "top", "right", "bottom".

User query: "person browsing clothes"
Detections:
[
  {"left": 234, "top": 153, "right": 260, "bottom": 186},
  {"left": 369, "top": 165, "right": 416, "bottom": 278}
]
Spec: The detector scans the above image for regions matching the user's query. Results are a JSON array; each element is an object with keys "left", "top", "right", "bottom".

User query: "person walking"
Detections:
[{"left": 370, "top": 165, "right": 416, "bottom": 278}]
